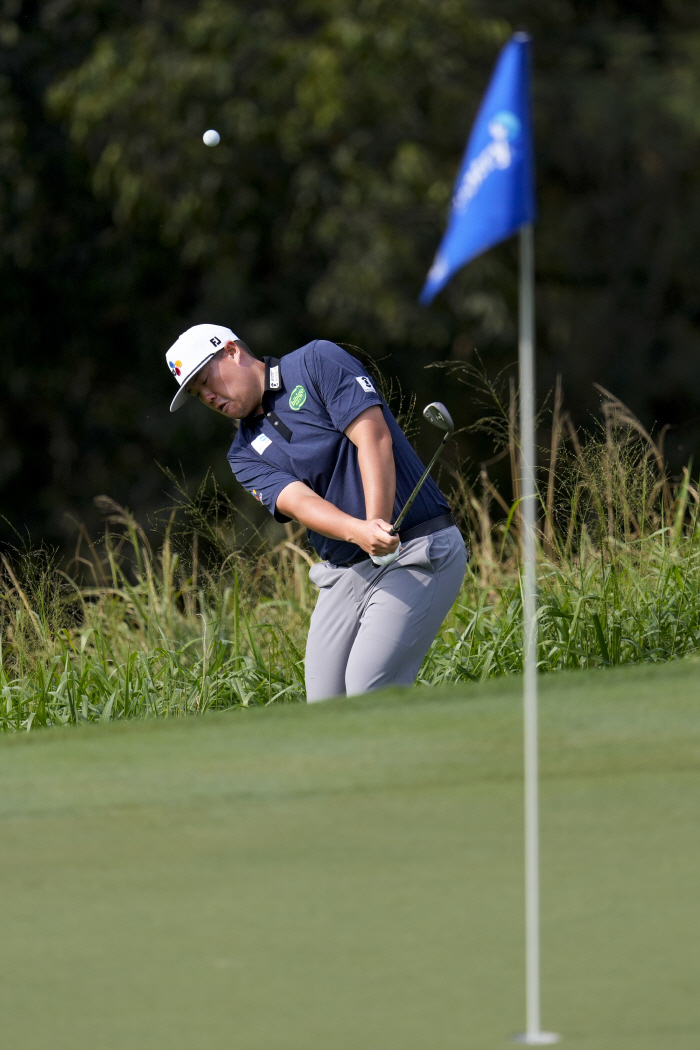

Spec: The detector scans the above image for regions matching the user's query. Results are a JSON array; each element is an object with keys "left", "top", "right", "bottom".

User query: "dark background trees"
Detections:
[{"left": 1, "top": 0, "right": 700, "bottom": 545}]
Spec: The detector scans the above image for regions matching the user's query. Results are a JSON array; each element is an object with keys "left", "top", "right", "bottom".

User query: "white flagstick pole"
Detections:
[{"left": 513, "top": 223, "right": 559, "bottom": 1046}]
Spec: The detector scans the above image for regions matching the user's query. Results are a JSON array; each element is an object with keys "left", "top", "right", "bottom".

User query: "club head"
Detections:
[{"left": 423, "top": 402, "right": 454, "bottom": 436}]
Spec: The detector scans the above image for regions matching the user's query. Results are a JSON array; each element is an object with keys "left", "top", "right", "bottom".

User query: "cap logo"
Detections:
[
  {"left": 169, "top": 359, "right": 182, "bottom": 377},
  {"left": 210, "top": 336, "right": 222, "bottom": 347}
]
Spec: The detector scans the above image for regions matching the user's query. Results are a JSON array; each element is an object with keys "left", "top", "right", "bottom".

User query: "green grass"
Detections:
[{"left": 1, "top": 659, "right": 700, "bottom": 1049}]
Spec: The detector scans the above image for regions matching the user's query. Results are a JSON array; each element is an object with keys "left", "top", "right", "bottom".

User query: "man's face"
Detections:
[{"left": 189, "top": 342, "right": 264, "bottom": 419}]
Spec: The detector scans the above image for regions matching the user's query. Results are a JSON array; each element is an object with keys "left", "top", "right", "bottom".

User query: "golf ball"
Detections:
[{"left": 203, "top": 129, "right": 220, "bottom": 147}]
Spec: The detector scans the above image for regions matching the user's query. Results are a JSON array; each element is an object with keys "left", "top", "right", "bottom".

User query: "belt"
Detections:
[
  {"left": 399, "top": 511, "right": 455, "bottom": 543},
  {"left": 334, "top": 512, "right": 456, "bottom": 568}
]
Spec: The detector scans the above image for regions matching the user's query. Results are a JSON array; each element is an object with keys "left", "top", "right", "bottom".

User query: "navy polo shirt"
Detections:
[{"left": 228, "top": 340, "right": 450, "bottom": 564}]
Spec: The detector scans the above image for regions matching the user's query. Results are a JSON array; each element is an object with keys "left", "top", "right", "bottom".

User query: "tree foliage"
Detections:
[
  {"left": 48, "top": 1, "right": 507, "bottom": 353},
  {"left": 1, "top": 0, "right": 700, "bottom": 541}
]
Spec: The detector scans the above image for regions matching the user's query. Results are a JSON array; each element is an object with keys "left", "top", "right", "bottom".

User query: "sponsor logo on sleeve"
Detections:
[
  {"left": 251, "top": 433, "right": 272, "bottom": 455},
  {"left": 289, "top": 384, "right": 307, "bottom": 410},
  {"left": 356, "top": 376, "right": 376, "bottom": 393},
  {"left": 250, "top": 489, "right": 264, "bottom": 503}
]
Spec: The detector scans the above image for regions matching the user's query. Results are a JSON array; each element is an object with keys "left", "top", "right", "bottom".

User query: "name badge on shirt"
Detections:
[
  {"left": 251, "top": 433, "right": 272, "bottom": 455},
  {"left": 356, "top": 375, "right": 376, "bottom": 393}
]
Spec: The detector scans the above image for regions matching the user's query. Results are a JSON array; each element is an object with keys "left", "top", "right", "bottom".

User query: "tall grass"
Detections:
[
  {"left": 1, "top": 380, "right": 699, "bottom": 731},
  {"left": 425, "top": 375, "right": 700, "bottom": 683}
]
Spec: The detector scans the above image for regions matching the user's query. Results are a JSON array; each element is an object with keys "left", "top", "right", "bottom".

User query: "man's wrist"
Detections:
[{"left": 344, "top": 517, "right": 365, "bottom": 546}]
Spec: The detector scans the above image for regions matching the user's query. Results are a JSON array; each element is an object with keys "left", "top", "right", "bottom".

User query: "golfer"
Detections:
[{"left": 166, "top": 324, "right": 467, "bottom": 701}]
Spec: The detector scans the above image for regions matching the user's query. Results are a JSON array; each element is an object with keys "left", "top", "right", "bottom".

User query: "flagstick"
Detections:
[{"left": 512, "top": 223, "right": 559, "bottom": 1046}]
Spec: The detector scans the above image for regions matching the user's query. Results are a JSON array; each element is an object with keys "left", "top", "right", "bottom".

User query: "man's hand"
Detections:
[{"left": 348, "top": 518, "right": 399, "bottom": 557}]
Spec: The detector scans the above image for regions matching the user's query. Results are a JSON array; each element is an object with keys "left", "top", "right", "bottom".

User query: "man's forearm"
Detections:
[
  {"left": 357, "top": 436, "right": 395, "bottom": 521},
  {"left": 344, "top": 407, "right": 396, "bottom": 522},
  {"left": 277, "top": 483, "right": 361, "bottom": 543},
  {"left": 275, "top": 481, "right": 398, "bottom": 557}
]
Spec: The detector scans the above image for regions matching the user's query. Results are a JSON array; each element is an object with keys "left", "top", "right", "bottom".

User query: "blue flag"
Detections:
[{"left": 420, "top": 33, "right": 535, "bottom": 305}]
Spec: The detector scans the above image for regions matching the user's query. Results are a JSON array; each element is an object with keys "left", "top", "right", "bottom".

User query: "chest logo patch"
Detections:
[
  {"left": 356, "top": 375, "right": 376, "bottom": 393},
  {"left": 289, "top": 384, "right": 307, "bottom": 410},
  {"left": 251, "top": 433, "right": 272, "bottom": 455}
]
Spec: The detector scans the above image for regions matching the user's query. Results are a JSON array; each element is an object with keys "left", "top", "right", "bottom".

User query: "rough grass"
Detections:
[{"left": 1, "top": 381, "right": 699, "bottom": 730}]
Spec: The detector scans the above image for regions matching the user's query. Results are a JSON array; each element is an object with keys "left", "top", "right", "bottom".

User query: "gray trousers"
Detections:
[{"left": 305, "top": 526, "right": 467, "bottom": 702}]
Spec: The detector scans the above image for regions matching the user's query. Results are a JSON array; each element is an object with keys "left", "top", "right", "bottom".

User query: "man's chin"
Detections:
[{"left": 224, "top": 401, "right": 261, "bottom": 420}]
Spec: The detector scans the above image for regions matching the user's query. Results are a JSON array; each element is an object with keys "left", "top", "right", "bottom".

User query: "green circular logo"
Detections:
[{"left": 289, "top": 385, "right": 307, "bottom": 410}]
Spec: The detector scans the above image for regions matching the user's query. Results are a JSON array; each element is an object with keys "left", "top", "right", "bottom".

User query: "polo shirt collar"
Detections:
[
  {"left": 264, "top": 357, "right": 282, "bottom": 394},
  {"left": 241, "top": 359, "right": 285, "bottom": 428}
]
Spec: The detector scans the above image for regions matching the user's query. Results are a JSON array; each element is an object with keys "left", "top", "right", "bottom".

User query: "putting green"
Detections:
[{"left": 1, "top": 661, "right": 700, "bottom": 1050}]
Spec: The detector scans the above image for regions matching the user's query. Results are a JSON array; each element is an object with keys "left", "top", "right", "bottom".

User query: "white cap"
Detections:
[{"left": 166, "top": 324, "right": 237, "bottom": 412}]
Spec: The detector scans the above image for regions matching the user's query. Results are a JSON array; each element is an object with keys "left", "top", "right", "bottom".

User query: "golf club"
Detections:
[{"left": 371, "top": 401, "right": 455, "bottom": 566}]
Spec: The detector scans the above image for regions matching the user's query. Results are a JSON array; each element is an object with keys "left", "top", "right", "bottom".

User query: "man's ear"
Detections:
[{"left": 233, "top": 338, "right": 253, "bottom": 357}]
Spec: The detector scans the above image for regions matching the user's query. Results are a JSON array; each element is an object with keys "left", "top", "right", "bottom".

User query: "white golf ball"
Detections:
[{"left": 203, "top": 129, "right": 220, "bottom": 147}]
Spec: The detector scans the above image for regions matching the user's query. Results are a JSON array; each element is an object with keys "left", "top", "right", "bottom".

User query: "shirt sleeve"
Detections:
[
  {"left": 228, "top": 448, "right": 299, "bottom": 523},
  {"left": 308, "top": 340, "right": 383, "bottom": 433}
]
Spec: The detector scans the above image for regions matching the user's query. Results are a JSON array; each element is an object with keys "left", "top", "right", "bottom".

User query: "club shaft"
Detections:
[{"left": 390, "top": 433, "right": 450, "bottom": 534}]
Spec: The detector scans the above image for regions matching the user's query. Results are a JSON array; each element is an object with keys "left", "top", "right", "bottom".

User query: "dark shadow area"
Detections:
[{"left": 1, "top": 0, "right": 700, "bottom": 547}]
